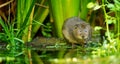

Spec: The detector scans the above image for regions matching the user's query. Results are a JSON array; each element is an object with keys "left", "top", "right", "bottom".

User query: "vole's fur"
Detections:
[{"left": 62, "top": 17, "right": 92, "bottom": 46}]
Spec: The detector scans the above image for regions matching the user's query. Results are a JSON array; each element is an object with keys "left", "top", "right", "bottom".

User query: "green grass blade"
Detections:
[
  {"left": 16, "top": 0, "right": 36, "bottom": 39},
  {"left": 31, "top": 0, "right": 49, "bottom": 38},
  {"left": 49, "top": 0, "right": 80, "bottom": 37}
]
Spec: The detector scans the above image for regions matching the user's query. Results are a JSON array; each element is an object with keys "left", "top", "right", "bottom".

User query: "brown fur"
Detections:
[{"left": 62, "top": 17, "right": 92, "bottom": 45}]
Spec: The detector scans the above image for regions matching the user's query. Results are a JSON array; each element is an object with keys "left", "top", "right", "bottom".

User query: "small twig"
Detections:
[
  {"left": 28, "top": 50, "right": 32, "bottom": 64},
  {"left": 28, "top": 6, "right": 35, "bottom": 42},
  {"left": 35, "top": 3, "right": 49, "bottom": 9},
  {"left": 0, "top": 0, "right": 14, "bottom": 8}
]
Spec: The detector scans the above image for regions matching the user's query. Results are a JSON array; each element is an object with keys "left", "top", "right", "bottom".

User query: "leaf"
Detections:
[
  {"left": 107, "top": 3, "right": 116, "bottom": 11},
  {"left": 107, "top": 3, "right": 115, "bottom": 9},
  {"left": 87, "top": 2, "right": 95, "bottom": 9},
  {"left": 93, "top": 4, "right": 101, "bottom": 10},
  {"left": 94, "top": 26, "right": 103, "bottom": 31},
  {"left": 107, "top": 19, "right": 113, "bottom": 24}
]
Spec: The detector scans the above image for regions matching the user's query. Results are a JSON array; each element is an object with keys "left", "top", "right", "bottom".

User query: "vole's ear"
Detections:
[{"left": 74, "top": 24, "right": 79, "bottom": 29}]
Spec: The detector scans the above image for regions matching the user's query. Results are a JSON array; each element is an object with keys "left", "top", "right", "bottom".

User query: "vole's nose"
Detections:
[{"left": 82, "top": 35, "right": 84, "bottom": 38}]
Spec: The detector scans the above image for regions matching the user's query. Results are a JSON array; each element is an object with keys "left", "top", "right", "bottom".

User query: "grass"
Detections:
[{"left": 0, "top": 0, "right": 120, "bottom": 64}]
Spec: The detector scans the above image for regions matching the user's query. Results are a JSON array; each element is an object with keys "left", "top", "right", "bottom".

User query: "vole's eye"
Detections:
[
  {"left": 84, "top": 30, "right": 87, "bottom": 32},
  {"left": 74, "top": 26, "right": 77, "bottom": 29}
]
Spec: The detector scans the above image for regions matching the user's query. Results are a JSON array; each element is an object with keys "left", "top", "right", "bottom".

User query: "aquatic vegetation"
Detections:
[{"left": 0, "top": 0, "right": 120, "bottom": 64}]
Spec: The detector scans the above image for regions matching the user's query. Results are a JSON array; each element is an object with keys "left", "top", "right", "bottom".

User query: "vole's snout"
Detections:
[
  {"left": 82, "top": 35, "right": 86, "bottom": 39},
  {"left": 82, "top": 35, "right": 84, "bottom": 38}
]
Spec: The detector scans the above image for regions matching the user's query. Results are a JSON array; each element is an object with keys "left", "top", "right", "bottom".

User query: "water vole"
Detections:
[{"left": 62, "top": 17, "right": 92, "bottom": 46}]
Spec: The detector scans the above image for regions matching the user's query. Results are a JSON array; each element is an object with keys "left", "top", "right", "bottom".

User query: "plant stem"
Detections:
[{"left": 102, "top": 0, "right": 111, "bottom": 41}]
